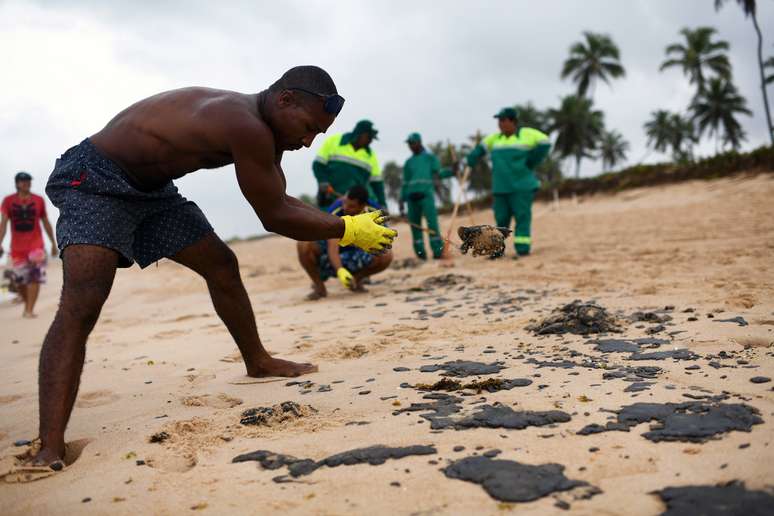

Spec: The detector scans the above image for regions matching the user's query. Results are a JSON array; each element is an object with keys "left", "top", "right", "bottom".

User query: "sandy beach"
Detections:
[{"left": 1, "top": 173, "right": 773, "bottom": 515}]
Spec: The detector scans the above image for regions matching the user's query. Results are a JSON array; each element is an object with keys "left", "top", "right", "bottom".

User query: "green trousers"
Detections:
[
  {"left": 493, "top": 191, "right": 534, "bottom": 256},
  {"left": 407, "top": 194, "right": 444, "bottom": 259}
]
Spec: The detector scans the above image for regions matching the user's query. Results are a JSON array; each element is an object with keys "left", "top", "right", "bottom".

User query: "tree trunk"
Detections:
[
  {"left": 575, "top": 155, "right": 581, "bottom": 179},
  {"left": 752, "top": 13, "right": 774, "bottom": 144}
]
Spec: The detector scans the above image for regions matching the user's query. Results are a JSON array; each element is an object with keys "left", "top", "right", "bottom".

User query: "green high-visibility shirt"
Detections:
[
  {"left": 466, "top": 127, "right": 551, "bottom": 193},
  {"left": 313, "top": 132, "right": 383, "bottom": 204},
  {"left": 401, "top": 150, "right": 454, "bottom": 201}
]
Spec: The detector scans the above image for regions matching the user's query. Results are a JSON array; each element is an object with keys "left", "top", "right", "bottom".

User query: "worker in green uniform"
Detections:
[
  {"left": 312, "top": 119, "right": 384, "bottom": 209},
  {"left": 466, "top": 107, "right": 551, "bottom": 256},
  {"left": 399, "top": 133, "right": 455, "bottom": 260}
]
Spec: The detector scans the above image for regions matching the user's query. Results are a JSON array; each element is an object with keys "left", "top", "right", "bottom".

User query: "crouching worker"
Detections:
[{"left": 297, "top": 185, "right": 392, "bottom": 300}]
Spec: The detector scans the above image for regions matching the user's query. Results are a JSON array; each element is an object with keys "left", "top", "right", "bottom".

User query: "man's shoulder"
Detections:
[{"left": 1, "top": 193, "right": 17, "bottom": 206}]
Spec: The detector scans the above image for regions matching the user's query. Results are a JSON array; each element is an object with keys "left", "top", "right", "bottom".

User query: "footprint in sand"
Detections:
[
  {"left": 0, "top": 395, "right": 23, "bottom": 406},
  {"left": 0, "top": 438, "right": 90, "bottom": 483},
  {"left": 164, "top": 313, "right": 211, "bottom": 324},
  {"left": 75, "top": 390, "right": 119, "bottom": 408},
  {"left": 180, "top": 393, "right": 243, "bottom": 409},
  {"left": 154, "top": 329, "right": 191, "bottom": 339},
  {"left": 146, "top": 418, "right": 212, "bottom": 473},
  {"left": 219, "top": 351, "right": 243, "bottom": 363},
  {"left": 733, "top": 336, "right": 773, "bottom": 349},
  {"left": 183, "top": 372, "right": 217, "bottom": 386},
  {"left": 146, "top": 453, "right": 197, "bottom": 473}
]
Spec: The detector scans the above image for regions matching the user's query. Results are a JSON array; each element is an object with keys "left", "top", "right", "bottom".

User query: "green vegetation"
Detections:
[{"left": 561, "top": 31, "right": 626, "bottom": 99}]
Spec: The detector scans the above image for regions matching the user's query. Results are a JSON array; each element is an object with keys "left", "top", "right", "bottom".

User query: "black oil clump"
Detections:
[
  {"left": 527, "top": 301, "right": 621, "bottom": 335},
  {"left": 419, "top": 360, "right": 506, "bottom": 377},
  {"left": 654, "top": 481, "right": 774, "bottom": 516},
  {"left": 444, "top": 455, "right": 599, "bottom": 504},
  {"left": 394, "top": 397, "right": 571, "bottom": 431},
  {"left": 233, "top": 445, "right": 437, "bottom": 481},
  {"left": 577, "top": 400, "right": 763, "bottom": 443}
]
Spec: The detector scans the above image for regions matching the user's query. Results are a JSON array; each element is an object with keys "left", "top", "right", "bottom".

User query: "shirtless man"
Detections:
[{"left": 35, "top": 65, "right": 396, "bottom": 467}]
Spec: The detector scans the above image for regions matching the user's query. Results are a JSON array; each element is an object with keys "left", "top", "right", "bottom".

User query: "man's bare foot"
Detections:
[
  {"left": 30, "top": 444, "right": 65, "bottom": 470},
  {"left": 22, "top": 311, "right": 37, "bottom": 318},
  {"left": 305, "top": 283, "right": 327, "bottom": 301},
  {"left": 247, "top": 357, "right": 318, "bottom": 378}
]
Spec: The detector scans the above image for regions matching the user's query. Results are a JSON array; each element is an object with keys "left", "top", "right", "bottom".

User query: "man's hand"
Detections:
[
  {"left": 336, "top": 267, "right": 355, "bottom": 290},
  {"left": 340, "top": 211, "right": 397, "bottom": 254},
  {"left": 51, "top": 243, "right": 58, "bottom": 257}
]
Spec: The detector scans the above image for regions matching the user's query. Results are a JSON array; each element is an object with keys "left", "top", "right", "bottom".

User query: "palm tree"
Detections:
[
  {"left": 514, "top": 102, "right": 549, "bottom": 132},
  {"left": 714, "top": 0, "right": 773, "bottom": 144},
  {"left": 660, "top": 27, "right": 731, "bottom": 94},
  {"left": 644, "top": 110, "right": 673, "bottom": 154},
  {"left": 666, "top": 113, "right": 699, "bottom": 162},
  {"left": 598, "top": 130, "right": 630, "bottom": 172},
  {"left": 690, "top": 77, "right": 752, "bottom": 151},
  {"left": 547, "top": 95, "right": 605, "bottom": 178},
  {"left": 765, "top": 55, "right": 774, "bottom": 85},
  {"left": 644, "top": 111, "right": 697, "bottom": 162},
  {"left": 561, "top": 31, "right": 626, "bottom": 98}
]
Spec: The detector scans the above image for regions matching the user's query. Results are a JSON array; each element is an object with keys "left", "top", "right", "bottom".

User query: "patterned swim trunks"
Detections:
[
  {"left": 317, "top": 241, "right": 374, "bottom": 281},
  {"left": 45, "top": 139, "right": 213, "bottom": 268},
  {"left": 12, "top": 249, "right": 47, "bottom": 285}
]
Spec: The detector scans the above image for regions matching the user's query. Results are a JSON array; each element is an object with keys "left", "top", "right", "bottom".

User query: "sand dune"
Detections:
[{"left": 1, "top": 174, "right": 773, "bottom": 514}]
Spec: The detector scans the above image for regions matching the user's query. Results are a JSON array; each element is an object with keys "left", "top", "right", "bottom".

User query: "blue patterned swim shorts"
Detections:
[
  {"left": 317, "top": 241, "right": 374, "bottom": 281},
  {"left": 45, "top": 139, "right": 213, "bottom": 268}
]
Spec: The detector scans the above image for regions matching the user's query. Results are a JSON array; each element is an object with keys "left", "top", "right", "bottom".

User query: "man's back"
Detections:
[{"left": 90, "top": 87, "right": 258, "bottom": 189}]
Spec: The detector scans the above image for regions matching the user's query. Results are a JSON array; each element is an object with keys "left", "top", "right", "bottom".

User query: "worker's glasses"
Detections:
[{"left": 288, "top": 87, "right": 345, "bottom": 115}]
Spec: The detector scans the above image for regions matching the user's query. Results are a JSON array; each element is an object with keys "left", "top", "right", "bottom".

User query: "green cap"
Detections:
[
  {"left": 352, "top": 119, "right": 378, "bottom": 140},
  {"left": 493, "top": 107, "right": 518, "bottom": 119},
  {"left": 405, "top": 132, "right": 422, "bottom": 143}
]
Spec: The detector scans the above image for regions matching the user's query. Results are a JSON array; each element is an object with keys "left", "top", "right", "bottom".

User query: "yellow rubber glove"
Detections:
[
  {"left": 339, "top": 211, "right": 397, "bottom": 254},
  {"left": 336, "top": 267, "right": 355, "bottom": 290}
]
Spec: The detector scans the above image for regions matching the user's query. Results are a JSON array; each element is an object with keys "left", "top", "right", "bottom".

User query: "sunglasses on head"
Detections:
[{"left": 287, "top": 87, "right": 345, "bottom": 115}]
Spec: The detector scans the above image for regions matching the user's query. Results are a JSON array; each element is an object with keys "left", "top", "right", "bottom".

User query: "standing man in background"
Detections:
[
  {"left": 312, "top": 119, "right": 385, "bottom": 209},
  {"left": 400, "top": 133, "right": 454, "bottom": 260},
  {"left": 0, "top": 172, "right": 57, "bottom": 318},
  {"left": 466, "top": 107, "right": 550, "bottom": 257}
]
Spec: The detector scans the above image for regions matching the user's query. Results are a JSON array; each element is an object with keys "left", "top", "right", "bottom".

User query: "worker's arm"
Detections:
[
  {"left": 327, "top": 238, "right": 355, "bottom": 289},
  {"left": 465, "top": 143, "right": 486, "bottom": 167},
  {"left": 326, "top": 238, "right": 344, "bottom": 270},
  {"left": 432, "top": 154, "right": 456, "bottom": 179},
  {"left": 466, "top": 134, "right": 497, "bottom": 167},
  {"left": 41, "top": 215, "right": 58, "bottom": 256},
  {"left": 525, "top": 129, "right": 552, "bottom": 169},
  {"left": 0, "top": 212, "right": 8, "bottom": 258}
]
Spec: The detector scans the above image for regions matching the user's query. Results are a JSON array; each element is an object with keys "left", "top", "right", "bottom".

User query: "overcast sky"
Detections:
[{"left": 1, "top": 0, "right": 772, "bottom": 243}]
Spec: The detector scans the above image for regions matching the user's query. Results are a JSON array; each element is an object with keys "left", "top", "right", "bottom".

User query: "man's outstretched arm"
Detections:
[{"left": 230, "top": 122, "right": 345, "bottom": 241}]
